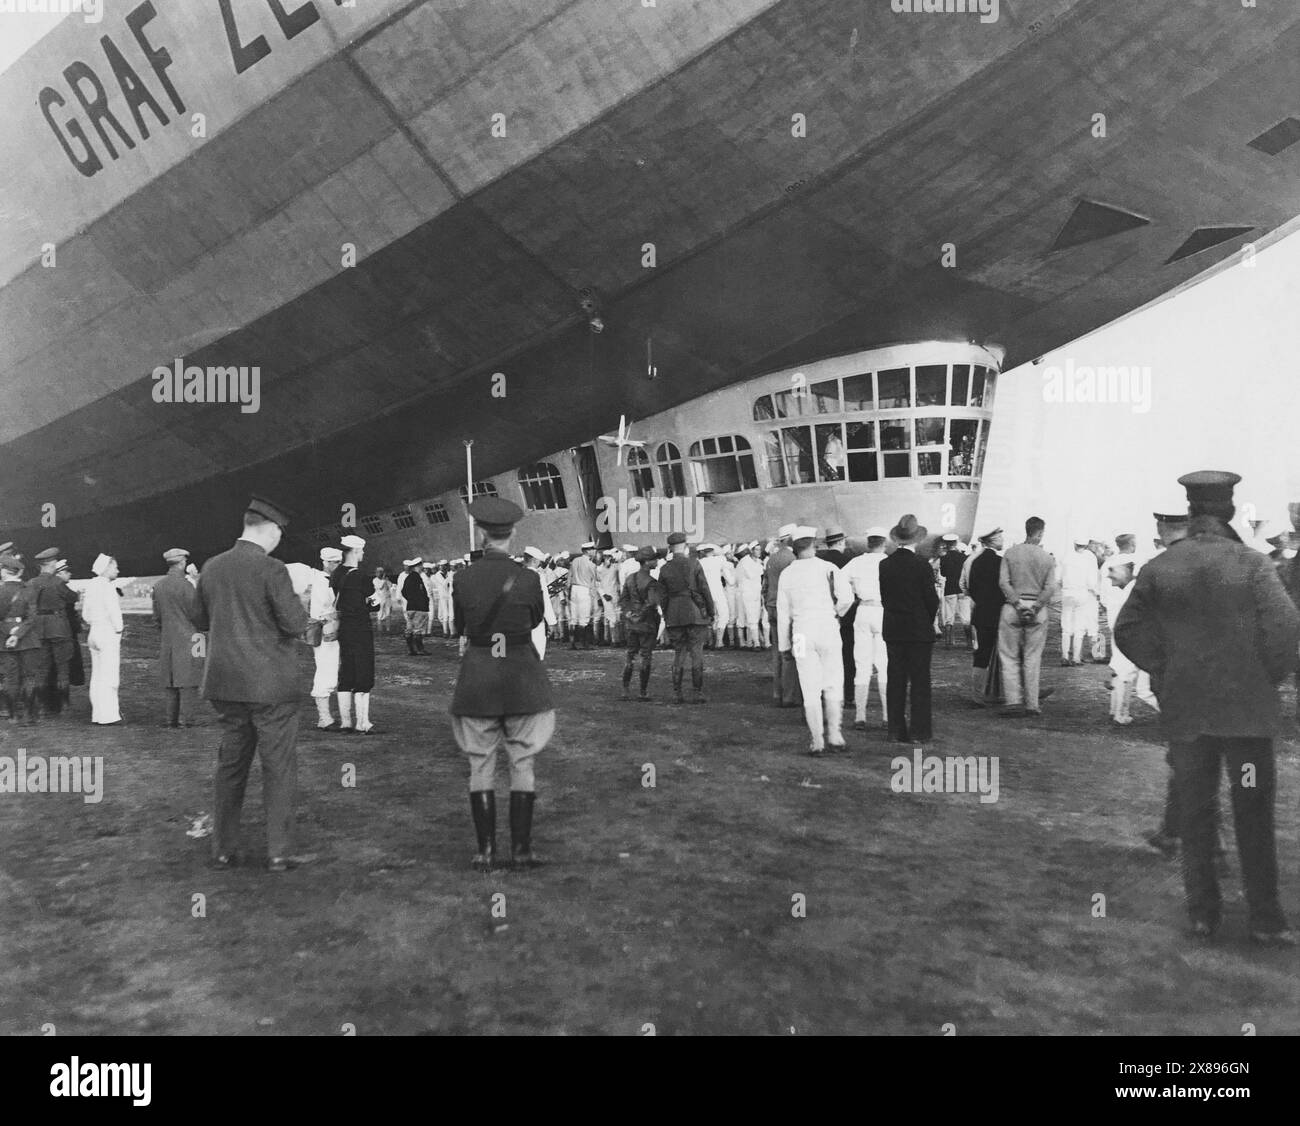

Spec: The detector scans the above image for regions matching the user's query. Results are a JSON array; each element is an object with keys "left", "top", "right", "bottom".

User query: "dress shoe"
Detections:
[
  {"left": 266, "top": 855, "right": 313, "bottom": 873},
  {"left": 316, "top": 720, "right": 341, "bottom": 731},
  {"left": 998, "top": 706, "right": 1026, "bottom": 718},
  {"left": 826, "top": 743, "right": 848, "bottom": 754},
  {"left": 210, "top": 853, "right": 237, "bottom": 870},
  {"left": 853, "top": 720, "right": 868, "bottom": 731}
]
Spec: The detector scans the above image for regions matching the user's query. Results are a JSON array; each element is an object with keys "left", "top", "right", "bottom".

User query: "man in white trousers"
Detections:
[
  {"left": 310, "top": 547, "right": 343, "bottom": 730},
  {"left": 841, "top": 526, "right": 889, "bottom": 731},
  {"left": 777, "top": 526, "right": 854, "bottom": 755},
  {"left": 1059, "top": 535, "right": 1100, "bottom": 666},
  {"left": 82, "top": 552, "right": 123, "bottom": 725}
]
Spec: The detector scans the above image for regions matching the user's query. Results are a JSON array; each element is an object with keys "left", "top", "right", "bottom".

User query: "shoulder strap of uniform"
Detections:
[{"left": 478, "top": 568, "right": 519, "bottom": 635}]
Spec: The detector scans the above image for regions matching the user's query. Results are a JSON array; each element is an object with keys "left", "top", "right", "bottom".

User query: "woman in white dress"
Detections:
[{"left": 82, "top": 552, "right": 124, "bottom": 725}]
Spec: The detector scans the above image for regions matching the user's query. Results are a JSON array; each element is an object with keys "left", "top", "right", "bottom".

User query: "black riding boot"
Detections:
[
  {"left": 469, "top": 791, "right": 496, "bottom": 870},
  {"left": 639, "top": 660, "right": 652, "bottom": 700},
  {"left": 22, "top": 688, "right": 41, "bottom": 726},
  {"left": 690, "top": 667, "right": 707, "bottom": 704},
  {"left": 510, "top": 791, "right": 544, "bottom": 868},
  {"left": 0, "top": 690, "right": 12, "bottom": 721},
  {"left": 415, "top": 634, "right": 427, "bottom": 654},
  {"left": 621, "top": 659, "right": 634, "bottom": 699},
  {"left": 672, "top": 667, "right": 685, "bottom": 704}
]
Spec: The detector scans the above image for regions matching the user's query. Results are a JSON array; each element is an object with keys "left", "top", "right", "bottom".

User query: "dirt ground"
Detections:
[{"left": 2, "top": 619, "right": 1297, "bottom": 1036}]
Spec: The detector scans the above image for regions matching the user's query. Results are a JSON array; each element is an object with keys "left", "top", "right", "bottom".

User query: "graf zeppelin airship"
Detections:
[{"left": 2, "top": 0, "right": 1299, "bottom": 571}]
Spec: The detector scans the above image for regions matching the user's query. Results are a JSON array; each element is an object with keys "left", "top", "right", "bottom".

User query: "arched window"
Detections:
[
  {"left": 518, "top": 463, "right": 566, "bottom": 510},
  {"left": 459, "top": 480, "right": 499, "bottom": 505},
  {"left": 656, "top": 442, "right": 686, "bottom": 498},
  {"left": 626, "top": 447, "right": 655, "bottom": 498},
  {"left": 688, "top": 435, "right": 758, "bottom": 494}
]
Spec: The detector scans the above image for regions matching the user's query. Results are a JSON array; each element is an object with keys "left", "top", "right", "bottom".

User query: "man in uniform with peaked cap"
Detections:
[
  {"left": 1117, "top": 470, "right": 1298, "bottom": 945},
  {"left": 0, "top": 552, "right": 43, "bottom": 725},
  {"left": 26, "top": 546, "right": 79, "bottom": 717},
  {"left": 450, "top": 496, "right": 555, "bottom": 870},
  {"left": 153, "top": 547, "right": 206, "bottom": 728},
  {"left": 194, "top": 495, "right": 311, "bottom": 873},
  {"left": 658, "top": 531, "right": 715, "bottom": 705}
]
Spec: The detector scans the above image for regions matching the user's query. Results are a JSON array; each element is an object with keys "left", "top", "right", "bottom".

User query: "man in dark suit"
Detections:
[
  {"left": 659, "top": 532, "right": 715, "bottom": 705},
  {"left": 153, "top": 547, "right": 206, "bottom": 728},
  {"left": 965, "top": 527, "right": 1005, "bottom": 705},
  {"left": 194, "top": 496, "right": 310, "bottom": 873},
  {"left": 450, "top": 496, "right": 554, "bottom": 871},
  {"left": 1116, "top": 470, "right": 1299, "bottom": 946},
  {"left": 879, "top": 514, "right": 939, "bottom": 744}
]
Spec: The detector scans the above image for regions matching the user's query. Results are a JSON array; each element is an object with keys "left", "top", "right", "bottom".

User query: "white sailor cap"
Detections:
[
  {"left": 697, "top": 543, "right": 717, "bottom": 554},
  {"left": 320, "top": 547, "right": 342, "bottom": 563},
  {"left": 54, "top": 559, "right": 70, "bottom": 572},
  {"left": 92, "top": 553, "right": 113, "bottom": 576},
  {"left": 341, "top": 534, "right": 366, "bottom": 550},
  {"left": 403, "top": 557, "right": 422, "bottom": 567},
  {"left": 778, "top": 524, "right": 797, "bottom": 539},
  {"left": 437, "top": 559, "right": 447, "bottom": 566},
  {"left": 581, "top": 541, "right": 596, "bottom": 550},
  {"left": 524, "top": 546, "right": 546, "bottom": 561},
  {"left": 864, "top": 526, "right": 889, "bottom": 539},
  {"left": 791, "top": 526, "right": 817, "bottom": 542},
  {"left": 621, "top": 544, "right": 636, "bottom": 552}
]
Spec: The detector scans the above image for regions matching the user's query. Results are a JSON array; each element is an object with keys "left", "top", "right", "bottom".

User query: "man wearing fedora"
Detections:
[
  {"left": 997, "top": 516, "right": 1058, "bottom": 717},
  {"left": 879, "top": 514, "right": 939, "bottom": 744},
  {"left": 1117, "top": 471, "right": 1298, "bottom": 945},
  {"left": 194, "top": 496, "right": 311, "bottom": 872}
]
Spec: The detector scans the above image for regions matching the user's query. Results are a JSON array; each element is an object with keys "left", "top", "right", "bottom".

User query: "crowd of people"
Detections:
[{"left": 2, "top": 467, "right": 1297, "bottom": 943}]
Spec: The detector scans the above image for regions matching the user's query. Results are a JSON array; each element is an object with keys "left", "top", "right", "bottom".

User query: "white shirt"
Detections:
[
  {"left": 735, "top": 554, "right": 763, "bottom": 589},
  {"left": 618, "top": 558, "right": 640, "bottom": 587},
  {"left": 1060, "top": 549, "right": 1100, "bottom": 595},
  {"left": 841, "top": 551, "right": 885, "bottom": 604},
  {"left": 699, "top": 555, "right": 729, "bottom": 599},
  {"left": 81, "top": 575, "right": 123, "bottom": 632},
  {"left": 308, "top": 569, "right": 337, "bottom": 619},
  {"left": 776, "top": 557, "right": 853, "bottom": 651}
]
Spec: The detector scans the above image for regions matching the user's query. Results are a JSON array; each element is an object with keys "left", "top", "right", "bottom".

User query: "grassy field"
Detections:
[{"left": 1, "top": 621, "right": 1297, "bottom": 1036}]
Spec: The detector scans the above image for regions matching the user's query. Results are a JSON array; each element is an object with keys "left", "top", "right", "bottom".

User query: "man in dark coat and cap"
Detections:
[
  {"left": 153, "top": 547, "right": 206, "bottom": 728},
  {"left": 1116, "top": 470, "right": 1299, "bottom": 945},
  {"left": 658, "top": 532, "right": 715, "bottom": 705},
  {"left": 194, "top": 496, "right": 310, "bottom": 873},
  {"left": 450, "top": 496, "right": 555, "bottom": 871}
]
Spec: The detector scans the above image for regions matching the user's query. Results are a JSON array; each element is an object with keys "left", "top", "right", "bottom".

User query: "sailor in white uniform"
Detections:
[
  {"left": 310, "top": 547, "right": 343, "bottom": 729},
  {"left": 524, "top": 547, "right": 557, "bottom": 658},
  {"left": 841, "top": 526, "right": 889, "bottom": 730},
  {"left": 82, "top": 552, "right": 124, "bottom": 725},
  {"left": 777, "top": 527, "right": 853, "bottom": 755}
]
